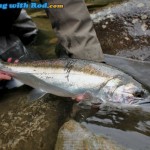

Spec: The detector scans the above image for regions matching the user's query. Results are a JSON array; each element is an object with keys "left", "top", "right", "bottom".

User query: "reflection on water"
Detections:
[{"left": 72, "top": 104, "right": 150, "bottom": 149}]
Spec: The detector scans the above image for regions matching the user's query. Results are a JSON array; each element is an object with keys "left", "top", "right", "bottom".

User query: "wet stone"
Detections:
[
  {"left": 116, "top": 46, "right": 150, "bottom": 61},
  {"left": 90, "top": 0, "right": 150, "bottom": 61},
  {"left": 55, "top": 120, "right": 125, "bottom": 150}
]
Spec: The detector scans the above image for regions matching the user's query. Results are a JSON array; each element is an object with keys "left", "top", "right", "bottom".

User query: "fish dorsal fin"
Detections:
[{"left": 104, "top": 54, "right": 150, "bottom": 90}]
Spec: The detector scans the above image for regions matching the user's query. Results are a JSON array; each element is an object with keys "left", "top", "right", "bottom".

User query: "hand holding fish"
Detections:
[
  {"left": 0, "top": 73, "right": 11, "bottom": 80},
  {"left": 0, "top": 58, "right": 19, "bottom": 80}
]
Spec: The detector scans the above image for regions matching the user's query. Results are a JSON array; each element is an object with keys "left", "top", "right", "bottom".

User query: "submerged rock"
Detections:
[
  {"left": 55, "top": 120, "right": 124, "bottom": 150},
  {"left": 91, "top": 0, "right": 150, "bottom": 60}
]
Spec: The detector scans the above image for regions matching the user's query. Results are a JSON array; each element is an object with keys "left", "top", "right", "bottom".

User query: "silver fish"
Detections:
[{"left": 0, "top": 58, "right": 149, "bottom": 107}]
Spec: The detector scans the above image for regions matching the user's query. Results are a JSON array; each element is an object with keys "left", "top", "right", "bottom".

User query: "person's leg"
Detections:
[
  {"left": 0, "top": 9, "right": 41, "bottom": 89},
  {"left": 42, "top": 0, "right": 104, "bottom": 62},
  {"left": 0, "top": 34, "right": 41, "bottom": 62},
  {"left": 12, "top": 9, "right": 38, "bottom": 45},
  {"left": 0, "top": 9, "right": 41, "bottom": 62}
]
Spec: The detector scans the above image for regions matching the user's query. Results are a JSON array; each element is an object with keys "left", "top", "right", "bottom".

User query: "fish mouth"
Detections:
[{"left": 132, "top": 96, "right": 150, "bottom": 106}]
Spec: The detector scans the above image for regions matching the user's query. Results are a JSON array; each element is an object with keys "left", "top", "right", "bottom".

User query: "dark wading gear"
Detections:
[
  {"left": 0, "top": 0, "right": 104, "bottom": 62},
  {"left": 42, "top": 0, "right": 104, "bottom": 62},
  {"left": 0, "top": 9, "right": 39, "bottom": 62}
]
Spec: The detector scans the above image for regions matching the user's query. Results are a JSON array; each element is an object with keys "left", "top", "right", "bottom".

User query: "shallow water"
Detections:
[{"left": 72, "top": 105, "right": 150, "bottom": 150}]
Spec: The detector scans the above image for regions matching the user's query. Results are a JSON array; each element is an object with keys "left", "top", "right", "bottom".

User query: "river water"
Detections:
[{"left": 72, "top": 104, "right": 150, "bottom": 150}]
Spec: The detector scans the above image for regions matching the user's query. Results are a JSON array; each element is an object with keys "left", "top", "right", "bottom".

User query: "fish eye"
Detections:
[{"left": 133, "top": 91, "right": 144, "bottom": 98}]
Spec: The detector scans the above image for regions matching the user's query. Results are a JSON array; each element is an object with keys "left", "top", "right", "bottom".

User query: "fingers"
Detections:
[
  {"left": 7, "top": 57, "right": 19, "bottom": 63},
  {"left": 7, "top": 57, "right": 12, "bottom": 63},
  {"left": 0, "top": 57, "right": 19, "bottom": 81},
  {"left": 14, "top": 59, "right": 19, "bottom": 63},
  {"left": 72, "top": 92, "right": 92, "bottom": 102},
  {"left": 0, "top": 73, "right": 11, "bottom": 80}
]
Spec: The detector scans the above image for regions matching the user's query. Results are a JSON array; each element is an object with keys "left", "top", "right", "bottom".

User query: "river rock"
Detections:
[
  {"left": 55, "top": 119, "right": 125, "bottom": 150},
  {"left": 86, "top": 0, "right": 125, "bottom": 7},
  {"left": 91, "top": 0, "right": 150, "bottom": 60}
]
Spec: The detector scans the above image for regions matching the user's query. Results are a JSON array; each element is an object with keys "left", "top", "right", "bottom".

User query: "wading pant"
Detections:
[
  {"left": 0, "top": 9, "right": 39, "bottom": 61},
  {"left": 0, "top": 0, "right": 104, "bottom": 62},
  {"left": 42, "top": 0, "right": 104, "bottom": 62}
]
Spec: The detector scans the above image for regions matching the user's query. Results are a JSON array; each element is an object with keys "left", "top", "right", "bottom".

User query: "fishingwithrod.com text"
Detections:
[{"left": 0, "top": 2, "right": 64, "bottom": 9}]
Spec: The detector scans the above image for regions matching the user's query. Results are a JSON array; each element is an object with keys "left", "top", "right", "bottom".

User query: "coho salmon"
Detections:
[{"left": 0, "top": 58, "right": 149, "bottom": 107}]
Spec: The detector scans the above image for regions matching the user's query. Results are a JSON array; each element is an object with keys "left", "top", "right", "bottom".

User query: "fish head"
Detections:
[{"left": 112, "top": 83, "right": 150, "bottom": 105}]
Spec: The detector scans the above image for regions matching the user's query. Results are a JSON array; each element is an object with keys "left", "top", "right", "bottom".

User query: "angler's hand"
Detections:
[
  {"left": 7, "top": 58, "right": 19, "bottom": 63},
  {"left": 0, "top": 73, "right": 11, "bottom": 80},
  {"left": 0, "top": 58, "right": 19, "bottom": 80}
]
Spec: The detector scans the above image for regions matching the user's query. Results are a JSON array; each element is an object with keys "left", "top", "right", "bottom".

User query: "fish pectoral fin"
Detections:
[
  {"left": 14, "top": 73, "right": 75, "bottom": 98},
  {"left": 28, "top": 89, "right": 47, "bottom": 101},
  {"left": 6, "top": 79, "right": 24, "bottom": 89}
]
